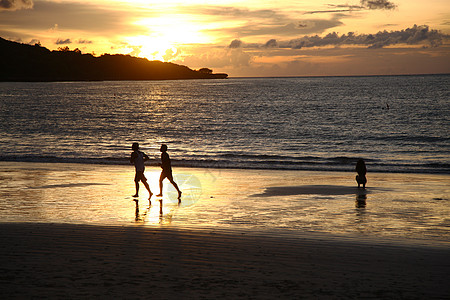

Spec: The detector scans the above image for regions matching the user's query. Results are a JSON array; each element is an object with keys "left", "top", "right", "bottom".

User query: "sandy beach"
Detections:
[
  {"left": 1, "top": 223, "right": 449, "bottom": 299},
  {"left": 0, "top": 162, "right": 449, "bottom": 298}
]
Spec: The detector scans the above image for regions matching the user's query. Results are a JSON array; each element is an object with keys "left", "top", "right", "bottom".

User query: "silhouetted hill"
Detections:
[{"left": 0, "top": 37, "right": 228, "bottom": 81}]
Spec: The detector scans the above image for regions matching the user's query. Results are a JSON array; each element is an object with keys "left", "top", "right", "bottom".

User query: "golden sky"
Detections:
[{"left": 1, "top": 0, "right": 449, "bottom": 76}]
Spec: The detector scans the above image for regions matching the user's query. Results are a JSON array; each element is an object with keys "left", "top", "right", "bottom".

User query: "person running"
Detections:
[
  {"left": 130, "top": 142, "right": 153, "bottom": 199},
  {"left": 156, "top": 144, "right": 182, "bottom": 200}
]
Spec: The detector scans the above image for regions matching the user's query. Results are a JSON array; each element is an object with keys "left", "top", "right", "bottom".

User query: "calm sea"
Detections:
[{"left": 0, "top": 75, "right": 449, "bottom": 174}]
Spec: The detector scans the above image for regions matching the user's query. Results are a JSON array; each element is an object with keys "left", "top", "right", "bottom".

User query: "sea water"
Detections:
[
  {"left": 1, "top": 75, "right": 449, "bottom": 174},
  {"left": 0, "top": 76, "right": 449, "bottom": 240}
]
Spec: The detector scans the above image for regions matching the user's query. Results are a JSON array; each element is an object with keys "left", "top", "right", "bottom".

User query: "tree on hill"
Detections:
[{"left": 198, "top": 68, "right": 213, "bottom": 74}]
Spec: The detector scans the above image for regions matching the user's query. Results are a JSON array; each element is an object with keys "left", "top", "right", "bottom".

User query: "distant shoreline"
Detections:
[{"left": 229, "top": 72, "right": 450, "bottom": 79}]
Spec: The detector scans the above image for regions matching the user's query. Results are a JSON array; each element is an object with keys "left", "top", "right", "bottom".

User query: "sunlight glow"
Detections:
[{"left": 129, "top": 16, "right": 210, "bottom": 61}]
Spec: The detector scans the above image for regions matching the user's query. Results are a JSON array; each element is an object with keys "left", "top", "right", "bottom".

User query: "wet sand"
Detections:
[{"left": 0, "top": 162, "right": 449, "bottom": 298}]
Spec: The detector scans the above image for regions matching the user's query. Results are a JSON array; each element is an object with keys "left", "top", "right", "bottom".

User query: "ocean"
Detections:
[{"left": 0, "top": 75, "right": 449, "bottom": 174}]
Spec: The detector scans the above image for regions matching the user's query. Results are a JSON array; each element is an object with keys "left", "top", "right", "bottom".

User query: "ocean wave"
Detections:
[{"left": 1, "top": 155, "right": 448, "bottom": 174}]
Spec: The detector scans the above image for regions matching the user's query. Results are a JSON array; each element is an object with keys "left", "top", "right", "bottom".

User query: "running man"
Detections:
[
  {"left": 130, "top": 142, "right": 153, "bottom": 199},
  {"left": 156, "top": 144, "right": 182, "bottom": 200}
]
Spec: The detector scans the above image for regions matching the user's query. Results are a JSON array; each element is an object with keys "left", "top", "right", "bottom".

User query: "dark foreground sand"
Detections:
[{"left": 1, "top": 223, "right": 449, "bottom": 299}]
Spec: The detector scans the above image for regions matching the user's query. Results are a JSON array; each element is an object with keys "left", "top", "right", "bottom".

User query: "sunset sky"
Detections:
[{"left": 1, "top": 0, "right": 449, "bottom": 77}]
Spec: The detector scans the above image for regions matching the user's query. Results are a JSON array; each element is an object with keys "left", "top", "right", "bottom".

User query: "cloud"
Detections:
[
  {"left": 27, "top": 38, "right": 40, "bottom": 45},
  {"left": 282, "top": 25, "right": 448, "bottom": 49},
  {"left": 163, "top": 48, "right": 180, "bottom": 61},
  {"left": 191, "top": 6, "right": 282, "bottom": 21},
  {"left": 230, "top": 46, "right": 450, "bottom": 77},
  {"left": 56, "top": 38, "right": 71, "bottom": 45},
  {"left": 179, "top": 46, "right": 252, "bottom": 69},
  {"left": 77, "top": 39, "right": 92, "bottom": 44},
  {"left": 0, "top": 1, "right": 137, "bottom": 34},
  {"left": 229, "top": 39, "right": 242, "bottom": 49},
  {"left": 306, "top": 0, "right": 396, "bottom": 14},
  {"left": 296, "top": 17, "right": 344, "bottom": 35},
  {"left": 264, "top": 39, "right": 278, "bottom": 48},
  {"left": 0, "top": 0, "right": 33, "bottom": 11},
  {"left": 196, "top": 5, "right": 345, "bottom": 38},
  {"left": 361, "top": 0, "right": 397, "bottom": 10}
]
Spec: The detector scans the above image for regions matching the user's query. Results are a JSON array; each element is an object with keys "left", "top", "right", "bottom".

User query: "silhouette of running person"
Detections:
[
  {"left": 156, "top": 144, "right": 182, "bottom": 200},
  {"left": 355, "top": 158, "right": 367, "bottom": 189},
  {"left": 130, "top": 142, "right": 153, "bottom": 199}
]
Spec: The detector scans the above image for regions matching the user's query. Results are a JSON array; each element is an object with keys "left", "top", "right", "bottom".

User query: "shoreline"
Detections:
[
  {"left": 1, "top": 222, "right": 449, "bottom": 299},
  {"left": 0, "top": 159, "right": 448, "bottom": 175}
]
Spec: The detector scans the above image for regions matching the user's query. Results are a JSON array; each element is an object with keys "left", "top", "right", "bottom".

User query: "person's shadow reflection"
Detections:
[
  {"left": 134, "top": 199, "right": 141, "bottom": 221},
  {"left": 135, "top": 198, "right": 181, "bottom": 224},
  {"left": 355, "top": 193, "right": 367, "bottom": 208},
  {"left": 134, "top": 199, "right": 151, "bottom": 222},
  {"left": 354, "top": 191, "right": 368, "bottom": 230}
]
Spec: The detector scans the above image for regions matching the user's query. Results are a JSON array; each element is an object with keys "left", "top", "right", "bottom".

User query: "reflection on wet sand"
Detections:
[
  {"left": 356, "top": 193, "right": 367, "bottom": 208},
  {"left": 1, "top": 162, "right": 449, "bottom": 242},
  {"left": 355, "top": 192, "right": 368, "bottom": 229},
  {"left": 253, "top": 185, "right": 372, "bottom": 197},
  {"left": 134, "top": 198, "right": 183, "bottom": 226}
]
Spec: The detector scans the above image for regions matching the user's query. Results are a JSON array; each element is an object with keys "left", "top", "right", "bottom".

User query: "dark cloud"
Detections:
[
  {"left": 229, "top": 39, "right": 242, "bottom": 48},
  {"left": 305, "top": 7, "right": 362, "bottom": 15},
  {"left": 0, "top": 0, "right": 33, "bottom": 11},
  {"left": 77, "top": 39, "right": 93, "bottom": 44},
  {"left": 295, "top": 18, "right": 344, "bottom": 35},
  {"left": 277, "top": 25, "right": 449, "bottom": 49},
  {"left": 306, "top": 0, "right": 396, "bottom": 14},
  {"left": 361, "top": 0, "right": 397, "bottom": 10},
  {"left": 264, "top": 39, "right": 278, "bottom": 48},
  {"left": 56, "top": 38, "right": 71, "bottom": 45}
]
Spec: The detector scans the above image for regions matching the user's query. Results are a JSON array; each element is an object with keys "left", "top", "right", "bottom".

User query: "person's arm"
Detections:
[
  {"left": 143, "top": 153, "right": 150, "bottom": 162},
  {"left": 130, "top": 152, "right": 136, "bottom": 164}
]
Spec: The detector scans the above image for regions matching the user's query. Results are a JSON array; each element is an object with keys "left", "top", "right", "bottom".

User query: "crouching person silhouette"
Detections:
[{"left": 355, "top": 158, "right": 367, "bottom": 189}]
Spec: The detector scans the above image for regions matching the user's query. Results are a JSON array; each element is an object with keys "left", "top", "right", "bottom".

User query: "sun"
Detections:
[
  {"left": 128, "top": 15, "right": 209, "bottom": 62},
  {"left": 139, "top": 38, "right": 178, "bottom": 61}
]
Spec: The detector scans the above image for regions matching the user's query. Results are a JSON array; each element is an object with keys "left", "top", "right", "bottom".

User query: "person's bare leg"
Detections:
[
  {"left": 156, "top": 174, "right": 163, "bottom": 197},
  {"left": 142, "top": 180, "right": 152, "bottom": 199},
  {"left": 133, "top": 181, "right": 139, "bottom": 197},
  {"left": 170, "top": 179, "right": 182, "bottom": 199}
]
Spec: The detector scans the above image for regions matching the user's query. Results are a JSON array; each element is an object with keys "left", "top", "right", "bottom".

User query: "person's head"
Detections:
[
  {"left": 132, "top": 142, "right": 139, "bottom": 151},
  {"left": 160, "top": 144, "right": 168, "bottom": 152}
]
